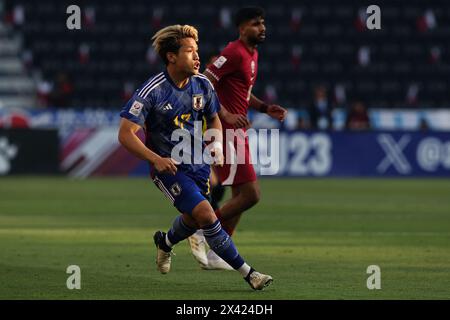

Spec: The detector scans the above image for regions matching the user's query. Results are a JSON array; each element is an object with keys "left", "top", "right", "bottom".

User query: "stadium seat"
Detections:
[{"left": 10, "top": 0, "right": 450, "bottom": 109}]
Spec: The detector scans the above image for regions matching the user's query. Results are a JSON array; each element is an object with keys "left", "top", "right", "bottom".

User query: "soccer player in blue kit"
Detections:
[{"left": 118, "top": 25, "right": 272, "bottom": 290}]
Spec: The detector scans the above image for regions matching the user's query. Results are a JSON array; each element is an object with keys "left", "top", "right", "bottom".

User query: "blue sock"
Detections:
[
  {"left": 166, "top": 215, "right": 197, "bottom": 247},
  {"left": 203, "top": 220, "right": 245, "bottom": 270}
]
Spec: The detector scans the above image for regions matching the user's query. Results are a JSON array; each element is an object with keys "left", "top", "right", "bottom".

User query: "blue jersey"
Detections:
[{"left": 120, "top": 70, "right": 221, "bottom": 177}]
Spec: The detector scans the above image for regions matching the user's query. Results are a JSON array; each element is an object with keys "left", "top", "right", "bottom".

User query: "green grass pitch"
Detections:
[{"left": 0, "top": 177, "right": 449, "bottom": 299}]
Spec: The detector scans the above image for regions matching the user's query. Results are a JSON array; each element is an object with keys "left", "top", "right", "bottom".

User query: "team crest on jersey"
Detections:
[
  {"left": 192, "top": 94, "right": 204, "bottom": 111},
  {"left": 129, "top": 100, "right": 144, "bottom": 116},
  {"left": 170, "top": 183, "right": 182, "bottom": 196},
  {"left": 213, "top": 56, "right": 227, "bottom": 69}
]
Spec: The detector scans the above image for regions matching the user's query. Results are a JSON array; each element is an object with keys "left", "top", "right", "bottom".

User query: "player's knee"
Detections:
[
  {"left": 191, "top": 200, "right": 217, "bottom": 227},
  {"left": 182, "top": 213, "right": 200, "bottom": 229}
]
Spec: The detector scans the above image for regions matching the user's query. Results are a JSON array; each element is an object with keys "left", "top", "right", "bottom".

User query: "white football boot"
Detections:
[
  {"left": 201, "top": 249, "right": 234, "bottom": 270},
  {"left": 245, "top": 269, "right": 273, "bottom": 290},
  {"left": 187, "top": 230, "right": 208, "bottom": 267},
  {"left": 153, "top": 231, "right": 172, "bottom": 274}
]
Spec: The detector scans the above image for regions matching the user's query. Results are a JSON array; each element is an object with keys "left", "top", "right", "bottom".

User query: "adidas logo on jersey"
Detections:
[{"left": 163, "top": 103, "right": 173, "bottom": 111}]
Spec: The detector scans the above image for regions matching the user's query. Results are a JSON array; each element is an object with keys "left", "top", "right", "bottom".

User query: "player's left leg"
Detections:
[
  {"left": 201, "top": 180, "right": 260, "bottom": 269},
  {"left": 191, "top": 200, "right": 273, "bottom": 290},
  {"left": 190, "top": 166, "right": 260, "bottom": 269},
  {"left": 193, "top": 186, "right": 240, "bottom": 270}
]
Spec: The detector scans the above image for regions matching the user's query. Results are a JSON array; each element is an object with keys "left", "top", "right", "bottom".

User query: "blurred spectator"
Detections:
[
  {"left": 296, "top": 114, "right": 310, "bottom": 130},
  {"left": 151, "top": 7, "right": 164, "bottom": 29},
  {"left": 83, "top": 6, "right": 96, "bottom": 29},
  {"left": 291, "top": 45, "right": 302, "bottom": 69},
  {"left": 290, "top": 8, "right": 302, "bottom": 32},
  {"left": 4, "top": 2, "right": 24, "bottom": 28},
  {"left": 406, "top": 83, "right": 419, "bottom": 106},
  {"left": 13, "top": 4, "right": 24, "bottom": 25},
  {"left": 345, "top": 101, "right": 371, "bottom": 130},
  {"left": 308, "top": 85, "right": 333, "bottom": 130},
  {"left": 79, "top": 43, "right": 90, "bottom": 64},
  {"left": 36, "top": 79, "right": 53, "bottom": 107},
  {"left": 22, "top": 49, "right": 33, "bottom": 70},
  {"left": 429, "top": 46, "right": 441, "bottom": 64},
  {"left": 219, "top": 7, "right": 232, "bottom": 29},
  {"left": 263, "top": 85, "right": 277, "bottom": 105},
  {"left": 354, "top": 8, "right": 367, "bottom": 32},
  {"left": 333, "top": 84, "right": 346, "bottom": 107},
  {"left": 417, "top": 9, "right": 436, "bottom": 33},
  {"left": 48, "top": 73, "right": 74, "bottom": 108},
  {"left": 357, "top": 46, "right": 370, "bottom": 67},
  {"left": 146, "top": 45, "right": 158, "bottom": 65}
]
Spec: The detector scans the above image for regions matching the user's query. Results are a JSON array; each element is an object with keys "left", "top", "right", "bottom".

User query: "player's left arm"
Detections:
[
  {"left": 249, "top": 93, "right": 288, "bottom": 122},
  {"left": 205, "top": 113, "right": 224, "bottom": 166},
  {"left": 203, "top": 76, "right": 225, "bottom": 166}
]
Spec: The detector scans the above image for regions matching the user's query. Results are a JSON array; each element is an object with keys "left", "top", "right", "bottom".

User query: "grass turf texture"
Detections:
[{"left": 0, "top": 177, "right": 449, "bottom": 299}]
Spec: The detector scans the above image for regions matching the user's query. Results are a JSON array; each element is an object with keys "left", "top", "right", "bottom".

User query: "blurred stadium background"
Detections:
[{"left": 0, "top": 0, "right": 449, "bottom": 299}]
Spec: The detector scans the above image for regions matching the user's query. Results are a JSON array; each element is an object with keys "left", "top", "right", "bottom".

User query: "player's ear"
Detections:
[
  {"left": 167, "top": 52, "right": 176, "bottom": 64},
  {"left": 238, "top": 23, "right": 246, "bottom": 36}
]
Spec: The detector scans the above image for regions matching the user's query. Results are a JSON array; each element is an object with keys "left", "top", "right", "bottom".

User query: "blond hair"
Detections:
[{"left": 151, "top": 25, "right": 199, "bottom": 65}]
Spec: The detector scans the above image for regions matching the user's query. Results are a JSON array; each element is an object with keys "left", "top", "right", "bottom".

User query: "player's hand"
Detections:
[
  {"left": 267, "top": 105, "right": 288, "bottom": 122},
  {"left": 225, "top": 112, "right": 250, "bottom": 129},
  {"left": 210, "top": 143, "right": 224, "bottom": 167},
  {"left": 154, "top": 157, "right": 178, "bottom": 175}
]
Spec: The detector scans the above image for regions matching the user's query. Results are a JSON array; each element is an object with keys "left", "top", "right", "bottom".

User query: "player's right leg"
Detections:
[
  {"left": 152, "top": 171, "right": 201, "bottom": 274},
  {"left": 191, "top": 180, "right": 261, "bottom": 270},
  {"left": 191, "top": 200, "right": 273, "bottom": 290}
]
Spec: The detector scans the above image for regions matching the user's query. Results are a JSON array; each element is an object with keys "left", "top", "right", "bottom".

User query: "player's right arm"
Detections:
[
  {"left": 218, "top": 105, "right": 250, "bottom": 128},
  {"left": 203, "top": 71, "right": 249, "bottom": 128},
  {"left": 118, "top": 118, "right": 177, "bottom": 175}
]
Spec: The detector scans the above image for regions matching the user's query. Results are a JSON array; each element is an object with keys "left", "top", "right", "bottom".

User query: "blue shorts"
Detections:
[{"left": 151, "top": 169, "right": 211, "bottom": 215}]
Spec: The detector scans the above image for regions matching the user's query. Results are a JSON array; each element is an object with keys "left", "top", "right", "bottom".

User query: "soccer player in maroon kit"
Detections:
[{"left": 189, "top": 7, "right": 288, "bottom": 269}]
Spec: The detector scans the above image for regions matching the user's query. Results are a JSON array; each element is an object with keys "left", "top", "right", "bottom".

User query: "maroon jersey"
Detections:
[{"left": 205, "top": 39, "right": 258, "bottom": 128}]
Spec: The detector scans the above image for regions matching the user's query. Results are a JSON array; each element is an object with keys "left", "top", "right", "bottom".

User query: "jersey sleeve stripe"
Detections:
[
  {"left": 194, "top": 73, "right": 216, "bottom": 89},
  {"left": 142, "top": 79, "right": 167, "bottom": 99},
  {"left": 138, "top": 72, "right": 164, "bottom": 97}
]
